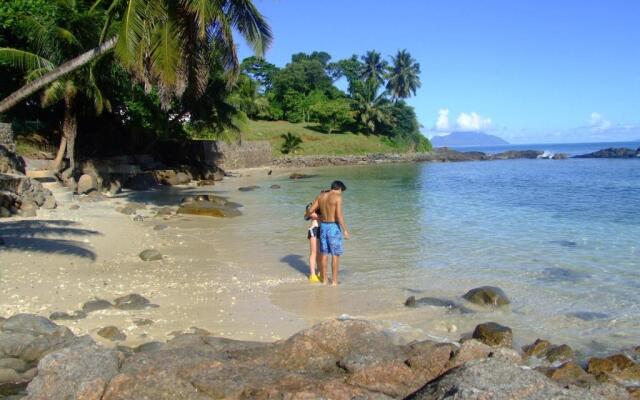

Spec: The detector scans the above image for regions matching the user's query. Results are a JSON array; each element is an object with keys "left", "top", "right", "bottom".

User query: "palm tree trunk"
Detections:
[
  {"left": 52, "top": 135, "right": 67, "bottom": 172},
  {"left": 0, "top": 37, "right": 117, "bottom": 114},
  {"left": 63, "top": 99, "right": 78, "bottom": 176}
]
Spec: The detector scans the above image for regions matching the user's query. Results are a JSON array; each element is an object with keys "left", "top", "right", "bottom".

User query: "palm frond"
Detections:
[
  {"left": 150, "top": 19, "right": 183, "bottom": 89},
  {"left": 115, "top": 0, "right": 154, "bottom": 66},
  {"left": 227, "top": 0, "right": 273, "bottom": 56},
  {"left": 41, "top": 80, "right": 66, "bottom": 107},
  {"left": 0, "top": 48, "right": 55, "bottom": 72}
]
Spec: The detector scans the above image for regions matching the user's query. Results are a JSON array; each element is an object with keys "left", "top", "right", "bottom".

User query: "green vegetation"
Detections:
[{"left": 0, "top": 0, "right": 430, "bottom": 170}]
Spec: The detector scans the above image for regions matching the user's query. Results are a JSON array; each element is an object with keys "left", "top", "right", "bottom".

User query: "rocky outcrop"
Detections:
[
  {"left": 472, "top": 322, "right": 513, "bottom": 348},
  {"left": 574, "top": 147, "right": 640, "bottom": 158},
  {"left": 177, "top": 195, "right": 242, "bottom": 218}
]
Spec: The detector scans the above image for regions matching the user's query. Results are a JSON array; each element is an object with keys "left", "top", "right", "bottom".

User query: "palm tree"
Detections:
[
  {"left": 280, "top": 132, "right": 302, "bottom": 154},
  {"left": 0, "top": 0, "right": 272, "bottom": 113},
  {"left": 360, "top": 50, "right": 387, "bottom": 87},
  {"left": 0, "top": 0, "right": 109, "bottom": 173},
  {"left": 386, "top": 49, "right": 421, "bottom": 102},
  {"left": 353, "top": 81, "right": 393, "bottom": 135}
]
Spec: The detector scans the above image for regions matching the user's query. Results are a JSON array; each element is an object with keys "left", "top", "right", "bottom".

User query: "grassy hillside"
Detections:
[{"left": 241, "top": 120, "right": 414, "bottom": 157}]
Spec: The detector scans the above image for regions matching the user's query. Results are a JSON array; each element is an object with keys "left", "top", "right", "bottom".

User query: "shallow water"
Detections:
[{"left": 203, "top": 158, "right": 640, "bottom": 355}]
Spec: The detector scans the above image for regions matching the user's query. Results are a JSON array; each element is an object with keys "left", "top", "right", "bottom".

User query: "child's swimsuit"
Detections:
[{"left": 308, "top": 220, "right": 319, "bottom": 239}]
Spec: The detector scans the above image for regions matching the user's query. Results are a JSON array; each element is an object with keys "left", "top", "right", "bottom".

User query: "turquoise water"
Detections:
[{"left": 236, "top": 156, "right": 640, "bottom": 353}]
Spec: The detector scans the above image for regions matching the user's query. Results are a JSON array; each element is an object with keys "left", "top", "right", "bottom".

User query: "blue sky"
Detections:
[{"left": 238, "top": 0, "right": 640, "bottom": 144}]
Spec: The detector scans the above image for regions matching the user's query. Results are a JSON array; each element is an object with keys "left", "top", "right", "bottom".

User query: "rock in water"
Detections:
[
  {"left": 177, "top": 201, "right": 241, "bottom": 218},
  {"left": 97, "top": 326, "right": 126, "bottom": 341},
  {"left": 113, "top": 294, "right": 151, "bottom": 310},
  {"left": 153, "top": 224, "right": 168, "bottom": 231},
  {"left": 139, "top": 249, "right": 162, "bottom": 261},
  {"left": 406, "top": 357, "right": 606, "bottom": 400},
  {"left": 81, "top": 299, "right": 113, "bottom": 313},
  {"left": 238, "top": 185, "right": 260, "bottom": 191},
  {"left": 270, "top": 184, "right": 281, "bottom": 189},
  {"left": 472, "top": 322, "right": 513, "bottom": 348},
  {"left": 522, "top": 339, "right": 574, "bottom": 363},
  {"left": 463, "top": 286, "right": 510, "bottom": 307},
  {"left": 289, "top": 173, "right": 313, "bottom": 179}
]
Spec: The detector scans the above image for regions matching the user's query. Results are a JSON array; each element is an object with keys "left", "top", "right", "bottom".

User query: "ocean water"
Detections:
[{"left": 221, "top": 153, "right": 640, "bottom": 355}]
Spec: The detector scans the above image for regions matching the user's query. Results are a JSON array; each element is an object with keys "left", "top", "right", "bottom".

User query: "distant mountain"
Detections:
[{"left": 431, "top": 131, "right": 509, "bottom": 147}]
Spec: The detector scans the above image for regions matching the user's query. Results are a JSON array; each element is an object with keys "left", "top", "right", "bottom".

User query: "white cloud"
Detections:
[
  {"left": 589, "top": 112, "right": 611, "bottom": 131},
  {"left": 435, "top": 109, "right": 450, "bottom": 131},
  {"left": 456, "top": 112, "right": 492, "bottom": 131}
]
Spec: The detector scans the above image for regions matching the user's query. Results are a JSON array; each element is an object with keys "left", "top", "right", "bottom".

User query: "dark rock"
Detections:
[
  {"left": 552, "top": 153, "right": 568, "bottom": 160},
  {"left": 574, "top": 147, "right": 640, "bottom": 158},
  {"left": 587, "top": 353, "right": 640, "bottom": 382},
  {"left": 462, "top": 286, "right": 510, "bottom": 307},
  {"left": 550, "top": 239, "right": 578, "bottom": 247},
  {"left": 180, "top": 196, "right": 195, "bottom": 204},
  {"left": 407, "top": 357, "right": 606, "bottom": 400},
  {"left": 177, "top": 201, "right": 241, "bottom": 218},
  {"left": 522, "top": 339, "right": 574, "bottom": 363},
  {"left": 270, "top": 184, "right": 281, "bottom": 189},
  {"left": 566, "top": 312, "right": 610, "bottom": 321},
  {"left": 49, "top": 311, "right": 86, "bottom": 321},
  {"left": 124, "top": 172, "right": 157, "bottom": 191},
  {"left": 154, "top": 170, "right": 191, "bottom": 186},
  {"left": 133, "top": 319, "right": 154, "bottom": 327},
  {"left": 289, "top": 173, "right": 312, "bottom": 179},
  {"left": 404, "top": 296, "right": 473, "bottom": 313},
  {"left": 541, "top": 267, "right": 591, "bottom": 282},
  {"left": 97, "top": 326, "right": 126, "bottom": 341},
  {"left": 490, "top": 150, "right": 544, "bottom": 160},
  {"left": 139, "top": 249, "right": 162, "bottom": 261},
  {"left": 152, "top": 224, "right": 168, "bottom": 231},
  {"left": 472, "top": 322, "right": 513, "bottom": 348},
  {"left": 113, "top": 294, "right": 151, "bottom": 310},
  {"left": 132, "top": 215, "right": 143, "bottom": 222},
  {"left": 69, "top": 204, "right": 80, "bottom": 210},
  {"left": 238, "top": 185, "right": 260, "bottom": 191},
  {"left": 522, "top": 339, "right": 552, "bottom": 359},
  {"left": 546, "top": 344, "right": 575, "bottom": 363},
  {"left": 81, "top": 299, "right": 113, "bottom": 313}
]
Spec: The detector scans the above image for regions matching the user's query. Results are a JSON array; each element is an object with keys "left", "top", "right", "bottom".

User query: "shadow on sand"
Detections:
[
  {"left": 280, "top": 254, "right": 309, "bottom": 276},
  {"left": 0, "top": 219, "right": 101, "bottom": 260}
]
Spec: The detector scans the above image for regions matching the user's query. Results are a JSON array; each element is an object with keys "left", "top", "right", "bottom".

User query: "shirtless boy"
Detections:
[{"left": 305, "top": 181, "right": 350, "bottom": 286}]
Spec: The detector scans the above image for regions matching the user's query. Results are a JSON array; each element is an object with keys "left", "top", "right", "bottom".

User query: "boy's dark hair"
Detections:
[{"left": 331, "top": 180, "right": 347, "bottom": 192}]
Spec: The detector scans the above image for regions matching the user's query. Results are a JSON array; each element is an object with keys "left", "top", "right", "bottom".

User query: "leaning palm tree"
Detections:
[
  {"left": 360, "top": 50, "right": 387, "bottom": 88},
  {"left": 0, "top": 0, "right": 109, "bottom": 173},
  {"left": 386, "top": 49, "right": 421, "bottom": 102},
  {"left": 0, "top": 0, "right": 272, "bottom": 113},
  {"left": 353, "top": 81, "right": 393, "bottom": 135}
]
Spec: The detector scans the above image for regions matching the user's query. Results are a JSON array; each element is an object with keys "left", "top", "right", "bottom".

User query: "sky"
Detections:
[{"left": 237, "top": 0, "right": 640, "bottom": 144}]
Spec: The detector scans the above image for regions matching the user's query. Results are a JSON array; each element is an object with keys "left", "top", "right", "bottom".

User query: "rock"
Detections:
[
  {"left": 522, "top": 339, "right": 574, "bottom": 363},
  {"left": 545, "top": 344, "right": 575, "bottom": 363},
  {"left": 566, "top": 311, "right": 609, "bottom": 321},
  {"left": 574, "top": 147, "right": 640, "bottom": 158},
  {"left": 81, "top": 299, "right": 113, "bottom": 313},
  {"left": 139, "top": 249, "right": 162, "bottom": 261},
  {"left": 523, "top": 339, "right": 552, "bottom": 359},
  {"left": 180, "top": 196, "right": 195, "bottom": 204},
  {"left": 270, "top": 184, "right": 281, "bottom": 189},
  {"left": 587, "top": 353, "right": 640, "bottom": 383},
  {"left": 19, "top": 201, "right": 37, "bottom": 217},
  {"left": 69, "top": 204, "right": 80, "bottom": 210},
  {"left": 490, "top": 150, "right": 544, "bottom": 160},
  {"left": 462, "top": 286, "right": 510, "bottom": 307},
  {"left": 155, "top": 207, "right": 173, "bottom": 216},
  {"left": 0, "top": 357, "right": 28, "bottom": 372},
  {"left": 238, "top": 185, "right": 260, "bottom": 191},
  {"left": 489, "top": 347, "right": 522, "bottom": 364},
  {"left": 407, "top": 357, "right": 607, "bottom": 400},
  {"left": 133, "top": 215, "right": 143, "bottom": 222},
  {"left": 134, "top": 341, "right": 164, "bottom": 353},
  {"left": 124, "top": 172, "right": 157, "bottom": 191},
  {"left": 154, "top": 170, "right": 192, "bottom": 186},
  {"left": 289, "top": 173, "right": 313, "bottom": 179},
  {"left": 76, "top": 174, "right": 98, "bottom": 194},
  {"left": 405, "top": 341, "right": 455, "bottom": 383},
  {"left": 24, "top": 343, "right": 120, "bottom": 400},
  {"left": 541, "top": 362, "right": 594, "bottom": 386},
  {"left": 196, "top": 179, "right": 216, "bottom": 186},
  {"left": 404, "top": 296, "right": 473, "bottom": 313},
  {"left": 472, "top": 322, "right": 513, "bottom": 348},
  {"left": 152, "top": 224, "right": 168, "bottom": 231},
  {"left": 113, "top": 294, "right": 151, "bottom": 310},
  {"left": 133, "top": 319, "right": 154, "bottom": 327},
  {"left": 552, "top": 153, "right": 568, "bottom": 160},
  {"left": 49, "top": 311, "right": 86, "bottom": 321},
  {"left": 449, "top": 339, "right": 492, "bottom": 368},
  {"left": 1, "top": 314, "right": 58, "bottom": 336},
  {"left": 541, "top": 267, "right": 590, "bottom": 282},
  {"left": 106, "top": 180, "right": 121, "bottom": 196},
  {"left": 0, "top": 367, "right": 21, "bottom": 384},
  {"left": 97, "top": 326, "right": 126, "bottom": 341},
  {"left": 0, "top": 206, "right": 10, "bottom": 218},
  {"left": 177, "top": 201, "right": 241, "bottom": 218}
]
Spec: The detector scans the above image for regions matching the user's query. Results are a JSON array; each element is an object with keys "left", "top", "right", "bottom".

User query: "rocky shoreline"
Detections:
[
  {"left": 0, "top": 313, "right": 638, "bottom": 399},
  {"left": 272, "top": 146, "right": 640, "bottom": 169}
]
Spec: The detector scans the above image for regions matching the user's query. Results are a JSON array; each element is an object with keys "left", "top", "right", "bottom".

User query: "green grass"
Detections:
[{"left": 242, "top": 120, "right": 412, "bottom": 157}]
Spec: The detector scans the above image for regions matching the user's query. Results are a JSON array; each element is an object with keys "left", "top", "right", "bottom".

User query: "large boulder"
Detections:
[
  {"left": 123, "top": 173, "right": 157, "bottom": 191},
  {"left": 462, "top": 286, "right": 510, "bottom": 307},
  {"left": 406, "top": 357, "right": 608, "bottom": 400},
  {"left": 154, "top": 170, "right": 192, "bottom": 186},
  {"left": 24, "top": 343, "right": 120, "bottom": 400},
  {"left": 76, "top": 174, "right": 98, "bottom": 194},
  {"left": 587, "top": 353, "right": 640, "bottom": 383}
]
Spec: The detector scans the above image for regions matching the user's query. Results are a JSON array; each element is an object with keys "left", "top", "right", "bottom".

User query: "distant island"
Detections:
[{"left": 431, "top": 131, "right": 509, "bottom": 147}]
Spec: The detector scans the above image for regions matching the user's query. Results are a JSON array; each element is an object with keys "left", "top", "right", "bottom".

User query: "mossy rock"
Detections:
[{"left": 463, "top": 286, "right": 510, "bottom": 307}]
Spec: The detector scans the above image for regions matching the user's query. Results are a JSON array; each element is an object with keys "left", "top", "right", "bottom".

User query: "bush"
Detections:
[{"left": 280, "top": 132, "right": 303, "bottom": 154}]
